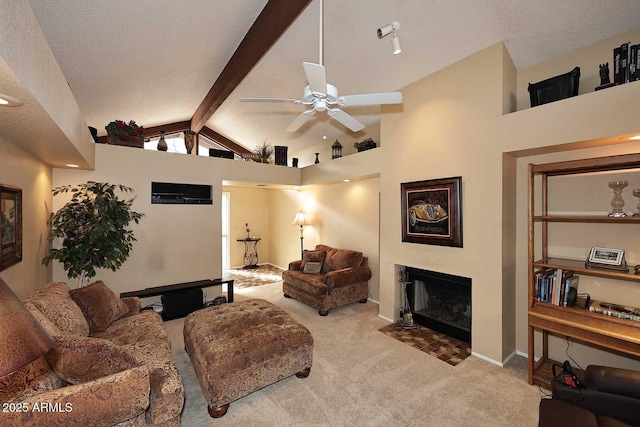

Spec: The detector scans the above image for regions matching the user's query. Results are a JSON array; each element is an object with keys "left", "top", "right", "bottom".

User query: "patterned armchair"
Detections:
[{"left": 282, "top": 244, "right": 372, "bottom": 316}]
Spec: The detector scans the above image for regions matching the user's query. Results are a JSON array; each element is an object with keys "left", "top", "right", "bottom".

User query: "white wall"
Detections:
[
  {"left": 224, "top": 186, "right": 271, "bottom": 268},
  {"left": 0, "top": 138, "right": 52, "bottom": 297},
  {"left": 303, "top": 178, "right": 380, "bottom": 301},
  {"left": 267, "top": 178, "right": 381, "bottom": 301},
  {"left": 52, "top": 144, "right": 300, "bottom": 297},
  {"left": 380, "top": 37, "right": 640, "bottom": 365},
  {"left": 292, "top": 122, "right": 381, "bottom": 167}
]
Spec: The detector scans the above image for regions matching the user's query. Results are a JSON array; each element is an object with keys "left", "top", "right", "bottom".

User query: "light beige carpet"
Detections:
[{"left": 164, "top": 282, "right": 542, "bottom": 427}]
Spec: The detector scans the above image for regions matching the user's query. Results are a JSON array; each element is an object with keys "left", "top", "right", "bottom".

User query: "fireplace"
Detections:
[{"left": 405, "top": 267, "right": 471, "bottom": 344}]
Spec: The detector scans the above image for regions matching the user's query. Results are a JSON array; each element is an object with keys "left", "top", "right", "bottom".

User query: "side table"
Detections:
[{"left": 237, "top": 238, "right": 261, "bottom": 269}]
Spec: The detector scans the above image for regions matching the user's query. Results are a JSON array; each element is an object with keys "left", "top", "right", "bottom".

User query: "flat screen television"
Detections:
[{"left": 151, "top": 182, "right": 212, "bottom": 205}]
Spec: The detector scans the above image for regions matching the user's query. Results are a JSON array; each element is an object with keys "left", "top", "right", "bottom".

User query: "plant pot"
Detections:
[{"left": 108, "top": 133, "right": 144, "bottom": 148}]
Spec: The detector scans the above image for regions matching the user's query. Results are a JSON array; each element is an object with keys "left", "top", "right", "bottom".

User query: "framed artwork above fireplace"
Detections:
[{"left": 401, "top": 176, "right": 462, "bottom": 247}]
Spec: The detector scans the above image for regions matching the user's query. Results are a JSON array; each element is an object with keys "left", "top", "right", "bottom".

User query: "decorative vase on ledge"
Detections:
[{"left": 157, "top": 131, "right": 168, "bottom": 152}]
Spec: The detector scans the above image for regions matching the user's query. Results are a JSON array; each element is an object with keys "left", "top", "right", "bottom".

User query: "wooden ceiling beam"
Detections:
[
  {"left": 96, "top": 121, "right": 250, "bottom": 155},
  {"left": 200, "top": 127, "right": 251, "bottom": 155},
  {"left": 190, "top": 0, "right": 312, "bottom": 133}
]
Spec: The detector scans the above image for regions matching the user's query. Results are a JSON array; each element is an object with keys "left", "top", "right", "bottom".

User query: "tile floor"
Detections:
[{"left": 379, "top": 323, "right": 472, "bottom": 366}]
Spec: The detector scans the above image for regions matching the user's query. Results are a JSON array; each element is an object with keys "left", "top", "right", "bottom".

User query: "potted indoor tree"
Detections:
[
  {"left": 254, "top": 141, "right": 274, "bottom": 163},
  {"left": 42, "top": 181, "right": 144, "bottom": 287}
]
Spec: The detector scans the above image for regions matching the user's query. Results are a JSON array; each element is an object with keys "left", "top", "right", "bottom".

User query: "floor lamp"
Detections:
[{"left": 292, "top": 211, "right": 310, "bottom": 259}]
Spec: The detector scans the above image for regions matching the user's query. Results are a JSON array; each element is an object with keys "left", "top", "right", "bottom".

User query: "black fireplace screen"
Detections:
[{"left": 406, "top": 267, "right": 471, "bottom": 344}]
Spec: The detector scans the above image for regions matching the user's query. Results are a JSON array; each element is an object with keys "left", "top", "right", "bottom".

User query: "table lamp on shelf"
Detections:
[
  {"left": 0, "top": 277, "right": 54, "bottom": 378},
  {"left": 292, "top": 211, "right": 310, "bottom": 259}
]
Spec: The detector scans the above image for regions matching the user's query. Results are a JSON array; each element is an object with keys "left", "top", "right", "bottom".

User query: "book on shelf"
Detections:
[
  {"left": 563, "top": 275, "right": 579, "bottom": 307},
  {"left": 534, "top": 268, "right": 576, "bottom": 306},
  {"left": 630, "top": 44, "right": 639, "bottom": 82},
  {"left": 614, "top": 46, "right": 623, "bottom": 85},
  {"left": 620, "top": 42, "right": 630, "bottom": 84}
]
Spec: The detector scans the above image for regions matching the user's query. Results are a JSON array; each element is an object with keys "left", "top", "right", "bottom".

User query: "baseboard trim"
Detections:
[
  {"left": 471, "top": 351, "right": 503, "bottom": 367},
  {"left": 368, "top": 298, "right": 380, "bottom": 305},
  {"left": 378, "top": 313, "right": 394, "bottom": 323},
  {"left": 502, "top": 350, "right": 517, "bottom": 366}
]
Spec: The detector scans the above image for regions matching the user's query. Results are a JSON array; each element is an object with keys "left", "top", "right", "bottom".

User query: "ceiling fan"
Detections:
[{"left": 240, "top": 0, "right": 402, "bottom": 133}]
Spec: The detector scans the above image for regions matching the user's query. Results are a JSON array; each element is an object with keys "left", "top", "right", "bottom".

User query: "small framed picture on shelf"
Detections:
[
  {"left": 586, "top": 247, "right": 627, "bottom": 272},
  {"left": 587, "top": 247, "right": 625, "bottom": 266}
]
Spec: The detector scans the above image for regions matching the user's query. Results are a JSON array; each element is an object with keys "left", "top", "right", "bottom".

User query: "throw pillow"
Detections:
[
  {"left": 303, "top": 261, "right": 322, "bottom": 274},
  {"left": 27, "top": 292, "right": 90, "bottom": 337},
  {"left": 46, "top": 335, "right": 139, "bottom": 384},
  {"left": 301, "top": 250, "right": 326, "bottom": 271},
  {"left": 69, "top": 281, "right": 129, "bottom": 333},
  {"left": 23, "top": 302, "right": 63, "bottom": 338}
]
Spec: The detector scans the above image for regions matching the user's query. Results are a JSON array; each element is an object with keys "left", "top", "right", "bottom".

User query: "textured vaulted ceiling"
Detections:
[{"left": 27, "top": 0, "right": 640, "bottom": 155}]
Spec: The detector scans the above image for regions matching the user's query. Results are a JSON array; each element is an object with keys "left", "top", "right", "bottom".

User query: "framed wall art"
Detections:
[
  {"left": 0, "top": 185, "right": 22, "bottom": 271},
  {"left": 401, "top": 177, "right": 462, "bottom": 247}
]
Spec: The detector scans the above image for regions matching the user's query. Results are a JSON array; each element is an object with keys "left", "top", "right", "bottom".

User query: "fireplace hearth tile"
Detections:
[{"left": 379, "top": 324, "right": 471, "bottom": 367}]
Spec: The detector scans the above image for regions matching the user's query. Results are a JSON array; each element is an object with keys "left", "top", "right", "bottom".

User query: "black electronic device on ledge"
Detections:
[{"left": 151, "top": 181, "right": 212, "bottom": 205}]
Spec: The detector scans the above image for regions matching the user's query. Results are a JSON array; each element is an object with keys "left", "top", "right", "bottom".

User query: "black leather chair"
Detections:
[{"left": 538, "top": 365, "right": 640, "bottom": 427}]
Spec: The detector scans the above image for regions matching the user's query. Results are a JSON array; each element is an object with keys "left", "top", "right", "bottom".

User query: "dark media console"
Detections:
[{"left": 120, "top": 278, "right": 234, "bottom": 320}]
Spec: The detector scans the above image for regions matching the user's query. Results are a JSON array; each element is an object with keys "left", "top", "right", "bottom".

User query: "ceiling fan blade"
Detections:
[
  {"left": 303, "top": 62, "right": 327, "bottom": 97},
  {"left": 240, "top": 97, "right": 298, "bottom": 103},
  {"left": 328, "top": 108, "right": 365, "bottom": 132},
  {"left": 286, "top": 109, "right": 315, "bottom": 132},
  {"left": 338, "top": 92, "right": 403, "bottom": 107}
]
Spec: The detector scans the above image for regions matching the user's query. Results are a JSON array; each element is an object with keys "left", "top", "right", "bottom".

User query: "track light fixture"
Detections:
[{"left": 377, "top": 21, "right": 401, "bottom": 55}]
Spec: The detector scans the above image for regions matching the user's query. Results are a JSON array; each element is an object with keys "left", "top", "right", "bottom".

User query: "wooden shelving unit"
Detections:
[{"left": 527, "top": 153, "right": 640, "bottom": 385}]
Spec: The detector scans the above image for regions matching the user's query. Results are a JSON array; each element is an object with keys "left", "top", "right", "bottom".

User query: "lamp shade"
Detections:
[
  {"left": 292, "top": 211, "right": 310, "bottom": 226},
  {"left": 0, "top": 278, "right": 54, "bottom": 378}
]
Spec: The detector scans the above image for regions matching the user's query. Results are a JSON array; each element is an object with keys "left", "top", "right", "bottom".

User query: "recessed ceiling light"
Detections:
[
  {"left": 322, "top": 135, "right": 327, "bottom": 140},
  {"left": 256, "top": 184, "right": 267, "bottom": 187},
  {"left": 0, "top": 94, "right": 23, "bottom": 107},
  {"left": 343, "top": 179, "right": 351, "bottom": 182},
  {"left": 629, "top": 135, "right": 640, "bottom": 140},
  {"left": 66, "top": 164, "right": 79, "bottom": 168}
]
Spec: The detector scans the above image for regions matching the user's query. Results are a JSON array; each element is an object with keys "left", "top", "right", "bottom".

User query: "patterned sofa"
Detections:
[
  {"left": 282, "top": 244, "right": 372, "bottom": 316},
  {"left": 0, "top": 280, "right": 184, "bottom": 427}
]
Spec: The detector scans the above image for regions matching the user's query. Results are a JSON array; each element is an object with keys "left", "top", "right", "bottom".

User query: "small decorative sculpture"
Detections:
[
  {"left": 633, "top": 189, "right": 640, "bottom": 217},
  {"left": 608, "top": 181, "right": 628, "bottom": 217},
  {"left": 599, "top": 63, "right": 611, "bottom": 85},
  {"left": 331, "top": 140, "right": 343, "bottom": 159},
  {"left": 183, "top": 130, "right": 196, "bottom": 154}
]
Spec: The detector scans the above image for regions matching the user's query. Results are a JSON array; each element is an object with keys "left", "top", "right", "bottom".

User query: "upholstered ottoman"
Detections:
[{"left": 183, "top": 299, "right": 313, "bottom": 417}]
